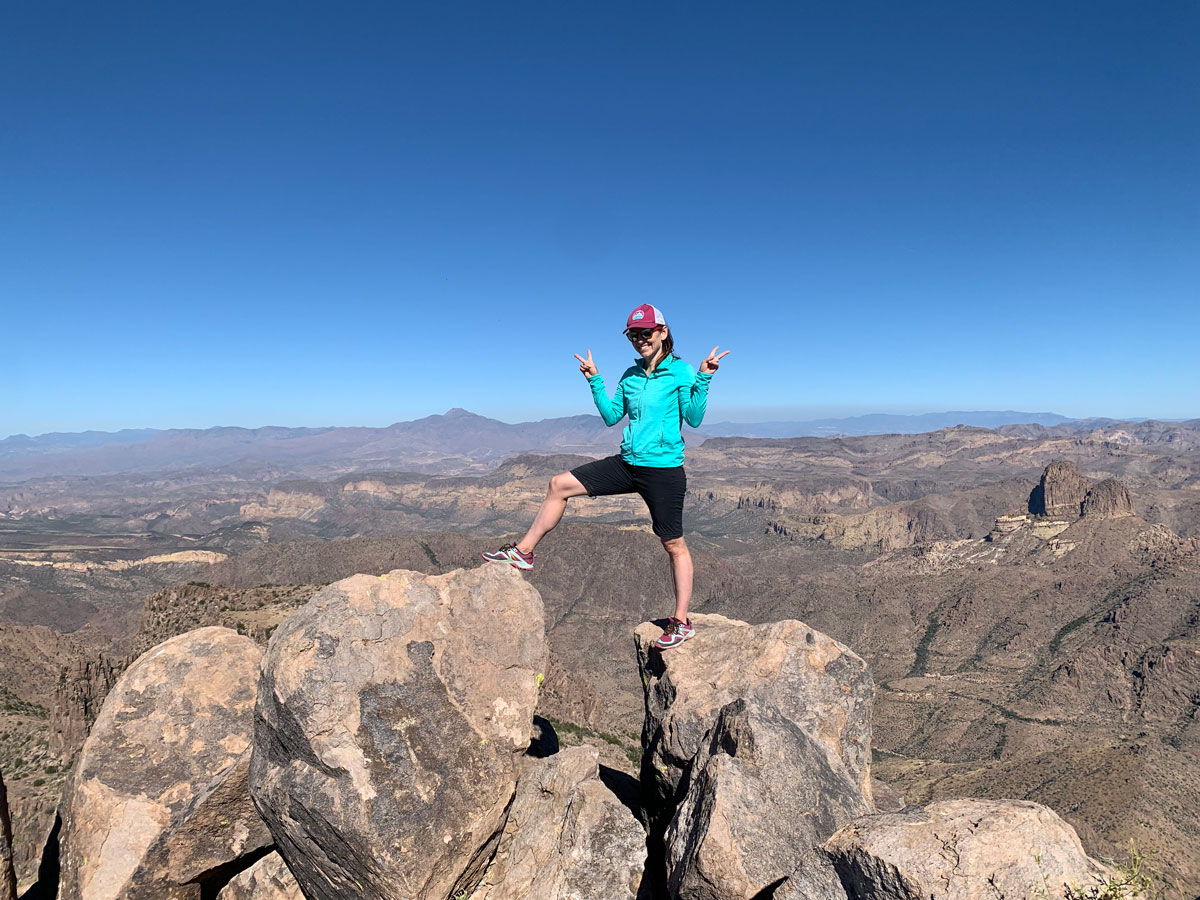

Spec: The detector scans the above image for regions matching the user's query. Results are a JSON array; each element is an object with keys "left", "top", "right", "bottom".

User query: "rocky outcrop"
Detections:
[
  {"left": 49, "top": 653, "right": 127, "bottom": 758},
  {"left": 57, "top": 627, "right": 262, "bottom": 900},
  {"left": 1082, "top": 478, "right": 1135, "bottom": 519},
  {"left": 1, "top": 771, "right": 15, "bottom": 900},
  {"left": 664, "top": 700, "right": 871, "bottom": 899},
  {"left": 249, "top": 565, "right": 548, "bottom": 900},
  {"left": 636, "top": 614, "right": 873, "bottom": 825},
  {"left": 217, "top": 852, "right": 302, "bottom": 900},
  {"left": 154, "top": 750, "right": 273, "bottom": 887},
  {"left": 469, "top": 746, "right": 646, "bottom": 900},
  {"left": 1029, "top": 461, "right": 1093, "bottom": 518},
  {"left": 823, "top": 799, "right": 1114, "bottom": 900}
]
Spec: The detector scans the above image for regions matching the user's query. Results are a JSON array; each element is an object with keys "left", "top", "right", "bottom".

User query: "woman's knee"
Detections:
[
  {"left": 549, "top": 472, "right": 584, "bottom": 498},
  {"left": 661, "top": 536, "right": 688, "bottom": 556}
]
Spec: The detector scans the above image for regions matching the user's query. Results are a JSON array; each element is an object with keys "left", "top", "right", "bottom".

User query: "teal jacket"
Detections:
[{"left": 587, "top": 354, "right": 712, "bottom": 467}]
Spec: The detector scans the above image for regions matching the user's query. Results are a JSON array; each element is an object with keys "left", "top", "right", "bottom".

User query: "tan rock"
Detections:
[
  {"left": 217, "top": 852, "right": 302, "bottom": 900},
  {"left": 250, "top": 564, "right": 548, "bottom": 900},
  {"left": 823, "top": 799, "right": 1115, "bottom": 900},
  {"left": 57, "top": 627, "right": 262, "bottom": 900},
  {"left": 636, "top": 614, "right": 874, "bottom": 827},
  {"left": 470, "top": 746, "right": 646, "bottom": 900},
  {"left": 1082, "top": 478, "right": 1135, "bottom": 519},
  {"left": 665, "top": 700, "right": 871, "bottom": 900}
]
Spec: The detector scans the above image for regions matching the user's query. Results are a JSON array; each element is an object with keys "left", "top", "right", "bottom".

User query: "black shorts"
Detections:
[{"left": 570, "top": 455, "right": 687, "bottom": 540}]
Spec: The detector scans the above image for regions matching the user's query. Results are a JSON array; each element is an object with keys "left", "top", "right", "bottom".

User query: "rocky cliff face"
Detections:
[
  {"left": 11, "top": 567, "right": 1127, "bottom": 900},
  {"left": 49, "top": 654, "right": 126, "bottom": 759},
  {"left": 1029, "top": 461, "right": 1136, "bottom": 521},
  {"left": 1082, "top": 478, "right": 1136, "bottom": 519},
  {"left": 0, "top": 770, "right": 15, "bottom": 900},
  {"left": 1030, "top": 460, "right": 1094, "bottom": 517}
]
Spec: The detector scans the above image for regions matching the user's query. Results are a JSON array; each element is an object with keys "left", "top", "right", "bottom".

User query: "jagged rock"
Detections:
[
  {"left": 50, "top": 653, "right": 126, "bottom": 758},
  {"left": 1029, "top": 460, "right": 1092, "bottom": 518},
  {"left": 665, "top": 700, "right": 871, "bottom": 900},
  {"left": 157, "top": 750, "right": 274, "bottom": 885},
  {"left": 249, "top": 565, "right": 548, "bottom": 900},
  {"left": 57, "top": 627, "right": 262, "bottom": 900},
  {"left": 775, "top": 850, "right": 849, "bottom": 900},
  {"left": 469, "top": 746, "right": 646, "bottom": 900},
  {"left": 1, "top": 771, "right": 16, "bottom": 900},
  {"left": 217, "top": 852, "right": 302, "bottom": 900},
  {"left": 635, "top": 614, "right": 873, "bottom": 827},
  {"left": 823, "top": 799, "right": 1114, "bottom": 900},
  {"left": 1082, "top": 478, "right": 1135, "bottom": 519}
]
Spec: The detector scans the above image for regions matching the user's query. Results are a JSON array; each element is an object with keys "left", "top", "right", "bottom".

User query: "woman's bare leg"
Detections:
[
  {"left": 662, "top": 536, "right": 693, "bottom": 621},
  {"left": 516, "top": 471, "right": 589, "bottom": 554}
]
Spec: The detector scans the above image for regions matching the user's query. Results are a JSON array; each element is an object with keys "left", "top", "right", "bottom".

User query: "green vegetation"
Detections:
[
  {"left": 907, "top": 609, "right": 942, "bottom": 678},
  {"left": 420, "top": 541, "right": 441, "bottom": 569},
  {"left": 1049, "top": 613, "right": 1093, "bottom": 657},
  {"left": 1036, "top": 844, "right": 1163, "bottom": 900},
  {"left": 0, "top": 687, "right": 49, "bottom": 719},
  {"left": 545, "top": 716, "right": 642, "bottom": 769}
]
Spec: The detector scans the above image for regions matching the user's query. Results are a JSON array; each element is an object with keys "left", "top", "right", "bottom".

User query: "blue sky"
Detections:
[{"left": 2, "top": 1, "right": 1197, "bottom": 437}]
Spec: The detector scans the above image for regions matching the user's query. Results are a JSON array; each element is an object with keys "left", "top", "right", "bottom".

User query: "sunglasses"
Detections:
[{"left": 624, "top": 327, "right": 660, "bottom": 342}]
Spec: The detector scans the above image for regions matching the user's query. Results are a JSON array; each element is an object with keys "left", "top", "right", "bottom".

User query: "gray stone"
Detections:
[
  {"left": 823, "top": 799, "right": 1116, "bottom": 900},
  {"left": 217, "top": 852, "right": 303, "bottom": 900},
  {"left": 250, "top": 565, "right": 548, "bottom": 900},
  {"left": 635, "top": 614, "right": 874, "bottom": 827},
  {"left": 665, "top": 700, "right": 871, "bottom": 900},
  {"left": 470, "top": 745, "right": 646, "bottom": 900}
]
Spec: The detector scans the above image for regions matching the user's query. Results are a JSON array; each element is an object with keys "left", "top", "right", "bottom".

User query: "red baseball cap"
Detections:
[{"left": 625, "top": 304, "right": 667, "bottom": 330}]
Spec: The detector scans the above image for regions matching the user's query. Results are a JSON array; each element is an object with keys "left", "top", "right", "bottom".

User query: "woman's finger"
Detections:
[{"left": 716, "top": 350, "right": 731, "bottom": 360}]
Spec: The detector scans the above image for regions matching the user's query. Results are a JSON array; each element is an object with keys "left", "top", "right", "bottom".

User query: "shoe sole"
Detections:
[{"left": 481, "top": 553, "right": 533, "bottom": 571}]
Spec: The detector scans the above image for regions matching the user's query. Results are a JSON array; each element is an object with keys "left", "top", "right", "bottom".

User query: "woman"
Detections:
[{"left": 483, "top": 304, "right": 729, "bottom": 650}]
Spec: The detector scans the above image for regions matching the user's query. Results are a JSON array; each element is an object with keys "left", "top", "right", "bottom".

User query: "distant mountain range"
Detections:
[
  {"left": 699, "top": 410, "right": 1074, "bottom": 438},
  {"left": 0, "top": 409, "right": 1189, "bottom": 483}
]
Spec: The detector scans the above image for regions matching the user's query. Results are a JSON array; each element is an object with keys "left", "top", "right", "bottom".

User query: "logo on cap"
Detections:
[{"left": 632, "top": 310, "right": 645, "bottom": 320}]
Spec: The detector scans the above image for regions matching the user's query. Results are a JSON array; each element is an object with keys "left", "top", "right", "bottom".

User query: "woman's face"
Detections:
[{"left": 627, "top": 326, "right": 667, "bottom": 361}]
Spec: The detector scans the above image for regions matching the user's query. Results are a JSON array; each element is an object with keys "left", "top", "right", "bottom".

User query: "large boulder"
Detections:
[
  {"left": 57, "top": 627, "right": 262, "bottom": 900},
  {"left": 250, "top": 565, "right": 548, "bottom": 900},
  {"left": 664, "top": 700, "right": 872, "bottom": 900},
  {"left": 1, "top": 770, "right": 15, "bottom": 900},
  {"left": 470, "top": 745, "right": 646, "bottom": 900},
  {"left": 636, "top": 615, "right": 874, "bottom": 824},
  {"left": 217, "top": 852, "right": 303, "bottom": 900},
  {"left": 823, "top": 799, "right": 1115, "bottom": 900}
]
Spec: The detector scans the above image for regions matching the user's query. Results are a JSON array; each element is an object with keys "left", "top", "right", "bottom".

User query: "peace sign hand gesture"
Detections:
[
  {"left": 699, "top": 346, "right": 730, "bottom": 374},
  {"left": 574, "top": 350, "right": 598, "bottom": 377}
]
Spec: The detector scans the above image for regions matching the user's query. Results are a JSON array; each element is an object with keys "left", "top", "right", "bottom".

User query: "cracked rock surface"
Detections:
[
  {"left": 57, "top": 627, "right": 262, "bottom": 900},
  {"left": 217, "top": 851, "right": 302, "bottom": 899},
  {"left": 823, "top": 799, "right": 1115, "bottom": 900},
  {"left": 470, "top": 745, "right": 646, "bottom": 900},
  {"left": 249, "top": 564, "right": 548, "bottom": 900}
]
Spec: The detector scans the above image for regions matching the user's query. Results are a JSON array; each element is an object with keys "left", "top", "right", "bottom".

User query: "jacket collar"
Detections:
[{"left": 635, "top": 353, "right": 678, "bottom": 375}]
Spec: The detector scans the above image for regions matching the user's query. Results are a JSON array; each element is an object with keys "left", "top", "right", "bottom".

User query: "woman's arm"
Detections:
[
  {"left": 575, "top": 350, "right": 626, "bottom": 426},
  {"left": 588, "top": 373, "right": 626, "bottom": 426},
  {"left": 681, "top": 346, "right": 729, "bottom": 427},
  {"left": 680, "top": 369, "right": 712, "bottom": 428}
]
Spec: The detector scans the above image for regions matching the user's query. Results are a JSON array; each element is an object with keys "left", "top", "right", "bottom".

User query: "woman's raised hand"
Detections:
[
  {"left": 700, "top": 346, "right": 730, "bottom": 374},
  {"left": 574, "top": 350, "right": 598, "bottom": 377}
]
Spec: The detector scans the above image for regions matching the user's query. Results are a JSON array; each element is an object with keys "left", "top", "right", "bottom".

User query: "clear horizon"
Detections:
[{"left": 4, "top": 2, "right": 1197, "bottom": 438}]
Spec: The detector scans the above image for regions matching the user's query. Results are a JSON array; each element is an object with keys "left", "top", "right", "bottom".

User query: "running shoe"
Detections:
[
  {"left": 655, "top": 617, "right": 695, "bottom": 650},
  {"left": 482, "top": 542, "right": 535, "bottom": 570}
]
